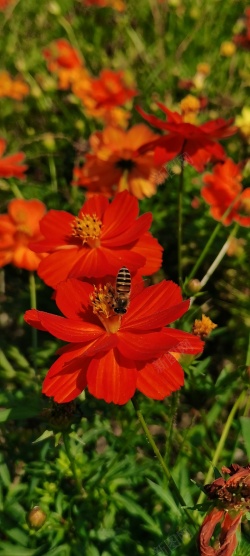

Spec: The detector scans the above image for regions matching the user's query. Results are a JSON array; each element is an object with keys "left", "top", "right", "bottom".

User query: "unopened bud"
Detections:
[
  {"left": 27, "top": 506, "right": 47, "bottom": 529},
  {"left": 187, "top": 279, "right": 201, "bottom": 294}
]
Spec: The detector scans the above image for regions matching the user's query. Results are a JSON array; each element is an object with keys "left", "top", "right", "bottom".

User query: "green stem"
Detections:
[
  {"left": 177, "top": 162, "right": 184, "bottom": 287},
  {"left": 49, "top": 155, "right": 58, "bottom": 192},
  {"left": 29, "top": 272, "right": 37, "bottom": 372},
  {"left": 131, "top": 399, "right": 197, "bottom": 528},
  {"left": 196, "top": 389, "right": 248, "bottom": 506},
  {"left": 165, "top": 391, "right": 180, "bottom": 465},
  {"left": 62, "top": 432, "right": 84, "bottom": 496},
  {"left": 187, "top": 195, "right": 242, "bottom": 283},
  {"left": 9, "top": 181, "right": 23, "bottom": 199}
]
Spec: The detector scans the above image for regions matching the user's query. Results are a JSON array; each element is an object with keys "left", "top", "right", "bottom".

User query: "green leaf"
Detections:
[
  {"left": 147, "top": 479, "right": 181, "bottom": 517},
  {"left": 113, "top": 492, "right": 162, "bottom": 536},
  {"left": 32, "top": 430, "right": 54, "bottom": 444},
  {"left": 239, "top": 417, "right": 250, "bottom": 459},
  {"left": 0, "top": 463, "right": 11, "bottom": 488},
  {"left": 5, "top": 528, "right": 29, "bottom": 547},
  {"left": 0, "top": 409, "right": 11, "bottom": 423}
]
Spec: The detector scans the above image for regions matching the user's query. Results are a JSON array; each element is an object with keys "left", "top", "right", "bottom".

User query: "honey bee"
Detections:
[{"left": 113, "top": 267, "right": 131, "bottom": 315}]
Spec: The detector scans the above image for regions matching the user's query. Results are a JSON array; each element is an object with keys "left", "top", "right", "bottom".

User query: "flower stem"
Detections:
[
  {"left": 29, "top": 271, "right": 37, "bottom": 372},
  {"left": 49, "top": 155, "right": 58, "bottom": 192},
  {"left": 196, "top": 389, "right": 248, "bottom": 506},
  {"left": 177, "top": 162, "right": 184, "bottom": 287},
  {"left": 131, "top": 399, "right": 197, "bottom": 528},
  {"left": 187, "top": 195, "right": 242, "bottom": 284},
  {"left": 62, "top": 432, "right": 84, "bottom": 496}
]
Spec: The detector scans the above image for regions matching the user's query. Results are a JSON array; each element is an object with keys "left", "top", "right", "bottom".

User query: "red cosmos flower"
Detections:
[
  {"left": 24, "top": 277, "right": 204, "bottom": 404},
  {"left": 72, "top": 124, "right": 165, "bottom": 199},
  {"left": 0, "top": 139, "right": 27, "bottom": 179},
  {"left": 137, "top": 102, "right": 237, "bottom": 172},
  {"left": 201, "top": 158, "right": 250, "bottom": 226},
  {"left": 0, "top": 199, "right": 46, "bottom": 271},
  {"left": 83, "top": 0, "right": 125, "bottom": 10},
  {"left": 30, "top": 191, "right": 163, "bottom": 289}
]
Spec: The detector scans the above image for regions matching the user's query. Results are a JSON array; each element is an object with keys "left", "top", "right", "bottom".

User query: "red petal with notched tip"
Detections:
[
  {"left": 117, "top": 329, "right": 186, "bottom": 360},
  {"left": 80, "top": 194, "right": 109, "bottom": 219},
  {"left": 101, "top": 190, "right": 139, "bottom": 238},
  {"left": 55, "top": 279, "right": 94, "bottom": 319},
  {"left": 136, "top": 355, "right": 184, "bottom": 399},
  {"left": 33, "top": 210, "right": 74, "bottom": 251},
  {"left": 102, "top": 212, "right": 152, "bottom": 246},
  {"left": 25, "top": 310, "right": 104, "bottom": 343},
  {"left": 37, "top": 248, "right": 81, "bottom": 288},
  {"left": 133, "top": 232, "right": 163, "bottom": 275},
  {"left": 87, "top": 348, "right": 138, "bottom": 404},
  {"left": 42, "top": 351, "right": 89, "bottom": 403},
  {"left": 24, "top": 309, "right": 47, "bottom": 331},
  {"left": 160, "top": 328, "right": 204, "bottom": 353},
  {"left": 122, "top": 280, "right": 185, "bottom": 329}
]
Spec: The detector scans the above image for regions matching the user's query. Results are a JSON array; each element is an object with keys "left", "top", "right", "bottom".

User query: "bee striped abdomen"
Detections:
[
  {"left": 116, "top": 267, "right": 131, "bottom": 293},
  {"left": 113, "top": 267, "right": 131, "bottom": 315}
]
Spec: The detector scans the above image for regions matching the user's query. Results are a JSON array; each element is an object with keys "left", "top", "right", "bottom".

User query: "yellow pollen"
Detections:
[
  {"left": 192, "top": 314, "right": 217, "bottom": 340},
  {"left": 71, "top": 212, "right": 102, "bottom": 247},
  {"left": 90, "top": 283, "right": 121, "bottom": 334}
]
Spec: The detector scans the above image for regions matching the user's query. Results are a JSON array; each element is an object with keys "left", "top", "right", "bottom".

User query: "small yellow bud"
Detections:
[
  {"left": 220, "top": 41, "right": 236, "bottom": 57},
  {"left": 193, "top": 315, "right": 217, "bottom": 340}
]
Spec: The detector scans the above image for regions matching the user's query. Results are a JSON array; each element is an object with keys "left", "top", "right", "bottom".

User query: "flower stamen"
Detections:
[
  {"left": 90, "top": 283, "right": 121, "bottom": 333},
  {"left": 71, "top": 212, "right": 102, "bottom": 247}
]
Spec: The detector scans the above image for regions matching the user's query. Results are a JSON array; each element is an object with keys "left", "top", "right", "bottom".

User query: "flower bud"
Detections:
[{"left": 27, "top": 506, "right": 47, "bottom": 529}]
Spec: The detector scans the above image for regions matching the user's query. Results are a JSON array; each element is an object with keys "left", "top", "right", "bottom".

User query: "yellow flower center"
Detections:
[
  {"left": 71, "top": 213, "right": 102, "bottom": 248},
  {"left": 89, "top": 283, "right": 121, "bottom": 334}
]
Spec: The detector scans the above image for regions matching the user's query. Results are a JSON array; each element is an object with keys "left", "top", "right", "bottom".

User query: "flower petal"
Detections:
[
  {"left": 101, "top": 212, "right": 152, "bottom": 246},
  {"left": 55, "top": 279, "right": 94, "bottom": 318},
  {"left": 102, "top": 191, "right": 139, "bottom": 238},
  {"left": 122, "top": 280, "right": 187, "bottom": 329},
  {"left": 25, "top": 310, "right": 104, "bottom": 342},
  {"left": 37, "top": 249, "right": 81, "bottom": 288},
  {"left": 136, "top": 355, "right": 184, "bottom": 399},
  {"left": 42, "top": 350, "right": 89, "bottom": 403},
  {"left": 87, "top": 348, "right": 137, "bottom": 404},
  {"left": 80, "top": 194, "right": 109, "bottom": 219},
  {"left": 32, "top": 210, "right": 74, "bottom": 251}
]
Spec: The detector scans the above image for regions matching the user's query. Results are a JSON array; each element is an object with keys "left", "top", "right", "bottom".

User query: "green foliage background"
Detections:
[{"left": 0, "top": 1, "right": 250, "bottom": 555}]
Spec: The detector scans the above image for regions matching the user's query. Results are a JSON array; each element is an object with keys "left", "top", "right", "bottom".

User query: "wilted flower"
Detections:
[
  {"left": 0, "top": 199, "right": 47, "bottom": 271},
  {"left": 73, "top": 124, "right": 165, "bottom": 199},
  {"left": 199, "top": 463, "right": 250, "bottom": 556},
  {"left": 24, "top": 277, "right": 204, "bottom": 404},
  {"left": 193, "top": 314, "right": 217, "bottom": 339},
  {"left": 137, "top": 101, "right": 237, "bottom": 172},
  {"left": 0, "top": 139, "right": 27, "bottom": 179},
  {"left": 0, "top": 71, "right": 29, "bottom": 100},
  {"left": 27, "top": 506, "right": 47, "bottom": 530},
  {"left": 201, "top": 158, "right": 250, "bottom": 226},
  {"left": 30, "top": 191, "right": 163, "bottom": 288}
]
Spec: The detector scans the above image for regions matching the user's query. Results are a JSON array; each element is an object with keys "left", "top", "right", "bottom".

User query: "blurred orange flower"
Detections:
[
  {"left": 0, "top": 199, "right": 47, "bottom": 271},
  {"left": 82, "top": 0, "right": 125, "bottom": 11},
  {"left": 72, "top": 124, "right": 165, "bottom": 199},
  {"left": 72, "top": 69, "right": 137, "bottom": 123},
  {"left": 201, "top": 158, "right": 250, "bottom": 226},
  {"left": 0, "top": 139, "right": 27, "bottom": 180},
  {"left": 0, "top": 0, "right": 12, "bottom": 10},
  {"left": 0, "top": 71, "right": 29, "bottom": 100},
  {"left": 43, "top": 39, "right": 88, "bottom": 89}
]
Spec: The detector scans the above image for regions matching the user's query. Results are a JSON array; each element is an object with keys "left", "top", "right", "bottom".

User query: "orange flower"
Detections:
[
  {"left": 201, "top": 158, "right": 250, "bottom": 226},
  {"left": 0, "top": 139, "right": 27, "bottom": 180},
  {"left": 43, "top": 39, "right": 88, "bottom": 90},
  {"left": 0, "top": 71, "right": 29, "bottom": 100},
  {"left": 82, "top": 0, "right": 125, "bottom": 12},
  {"left": 0, "top": 199, "right": 47, "bottom": 271},
  {"left": 72, "top": 124, "right": 165, "bottom": 199},
  {"left": 193, "top": 315, "right": 217, "bottom": 339},
  {"left": 72, "top": 69, "right": 137, "bottom": 122}
]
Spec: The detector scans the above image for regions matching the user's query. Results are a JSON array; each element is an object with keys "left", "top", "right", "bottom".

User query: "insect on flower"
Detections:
[{"left": 112, "top": 266, "right": 131, "bottom": 315}]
